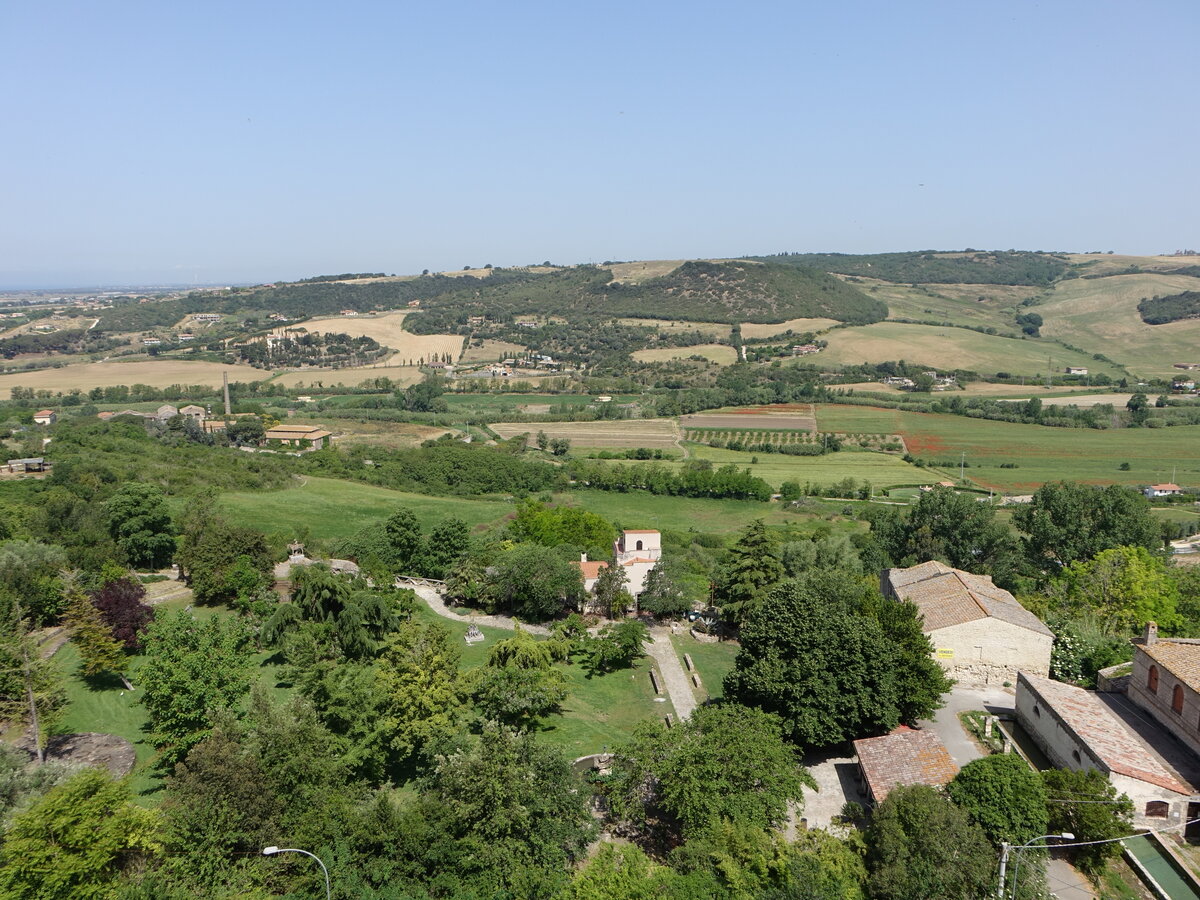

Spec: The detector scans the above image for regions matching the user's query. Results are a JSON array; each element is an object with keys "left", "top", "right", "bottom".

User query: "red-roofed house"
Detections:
[
  {"left": 571, "top": 529, "right": 664, "bottom": 609},
  {"left": 852, "top": 726, "right": 959, "bottom": 805},
  {"left": 1017, "top": 671, "right": 1194, "bottom": 825},
  {"left": 882, "top": 561, "right": 1052, "bottom": 684},
  {"left": 1145, "top": 483, "right": 1183, "bottom": 498},
  {"left": 32, "top": 409, "right": 56, "bottom": 425}
]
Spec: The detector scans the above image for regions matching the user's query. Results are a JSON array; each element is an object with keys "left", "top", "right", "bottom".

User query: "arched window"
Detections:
[
  {"left": 1174, "top": 684, "right": 1185, "bottom": 714},
  {"left": 1149, "top": 665, "right": 1159, "bottom": 693},
  {"left": 636, "top": 540, "right": 643, "bottom": 551}
]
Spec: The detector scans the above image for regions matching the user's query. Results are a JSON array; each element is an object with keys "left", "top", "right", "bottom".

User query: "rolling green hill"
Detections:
[
  {"left": 408, "top": 260, "right": 886, "bottom": 330},
  {"left": 751, "top": 250, "right": 1071, "bottom": 286}
]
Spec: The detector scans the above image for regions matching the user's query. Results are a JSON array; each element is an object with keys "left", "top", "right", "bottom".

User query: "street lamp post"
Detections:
[
  {"left": 997, "top": 832, "right": 1074, "bottom": 899},
  {"left": 263, "top": 846, "right": 332, "bottom": 900}
]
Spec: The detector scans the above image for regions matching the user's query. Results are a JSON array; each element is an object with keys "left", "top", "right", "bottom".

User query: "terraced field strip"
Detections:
[
  {"left": 490, "top": 418, "right": 680, "bottom": 449},
  {"left": 681, "top": 404, "right": 817, "bottom": 432}
]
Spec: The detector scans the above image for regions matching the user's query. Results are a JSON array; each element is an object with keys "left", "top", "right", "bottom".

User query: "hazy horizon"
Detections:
[{"left": 3, "top": 0, "right": 1196, "bottom": 288}]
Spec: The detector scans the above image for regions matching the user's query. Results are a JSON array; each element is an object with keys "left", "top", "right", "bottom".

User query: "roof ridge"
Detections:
[{"left": 955, "top": 571, "right": 991, "bottom": 617}]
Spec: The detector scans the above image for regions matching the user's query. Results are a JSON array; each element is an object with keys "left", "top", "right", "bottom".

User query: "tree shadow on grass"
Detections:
[{"left": 79, "top": 670, "right": 131, "bottom": 693}]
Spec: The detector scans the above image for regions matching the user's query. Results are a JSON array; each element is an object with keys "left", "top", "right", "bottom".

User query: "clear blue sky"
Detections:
[{"left": 2, "top": 0, "right": 1197, "bottom": 287}]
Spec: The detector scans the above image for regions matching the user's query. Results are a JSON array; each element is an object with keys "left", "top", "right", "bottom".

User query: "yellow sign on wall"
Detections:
[{"left": 935, "top": 648, "right": 955, "bottom": 660}]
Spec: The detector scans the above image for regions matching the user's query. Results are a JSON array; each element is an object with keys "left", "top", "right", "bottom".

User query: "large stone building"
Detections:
[
  {"left": 1017, "top": 671, "right": 1194, "bottom": 826},
  {"left": 1128, "top": 623, "right": 1200, "bottom": 759},
  {"left": 882, "top": 561, "right": 1052, "bottom": 685}
]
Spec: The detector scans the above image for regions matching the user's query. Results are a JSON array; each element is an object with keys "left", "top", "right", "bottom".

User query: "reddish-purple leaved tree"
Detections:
[{"left": 90, "top": 577, "right": 155, "bottom": 651}]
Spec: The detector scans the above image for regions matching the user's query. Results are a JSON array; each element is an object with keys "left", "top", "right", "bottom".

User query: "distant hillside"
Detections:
[
  {"left": 752, "top": 250, "right": 1071, "bottom": 286},
  {"left": 406, "top": 261, "right": 886, "bottom": 330},
  {"left": 1138, "top": 290, "right": 1200, "bottom": 325}
]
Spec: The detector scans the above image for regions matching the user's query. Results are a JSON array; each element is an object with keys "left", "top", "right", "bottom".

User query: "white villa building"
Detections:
[{"left": 573, "top": 529, "right": 662, "bottom": 602}]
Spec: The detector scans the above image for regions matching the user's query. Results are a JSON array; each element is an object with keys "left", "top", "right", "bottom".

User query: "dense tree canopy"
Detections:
[
  {"left": 486, "top": 543, "right": 585, "bottom": 621},
  {"left": 724, "top": 571, "right": 949, "bottom": 747},
  {"left": 947, "top": 753, "right": 1048, "bottom": 847},
  {"left": 1014, "top": 481, "right": 1162, "bottom": 571},
  {"left": 104, "top": 483, "right": 176, "bottom": 570}
]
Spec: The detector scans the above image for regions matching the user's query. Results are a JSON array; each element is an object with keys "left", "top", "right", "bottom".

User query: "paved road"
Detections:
[{"left": 920, "top": 684, "right": 1096, "bottom": 900}]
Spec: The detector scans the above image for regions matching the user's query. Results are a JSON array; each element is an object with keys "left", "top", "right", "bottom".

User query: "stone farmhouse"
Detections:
[
  {"left": 32, "top": 409, "right": 56, "bottom": 425},
  {"left": 573, "top": 529, "right": 662, "bottom": 604},
  {"left": 264, "top": 424, "right": 332, "bottom": 451},
  {"left": 1017, "top": 671, "right": 1195, "bottom": 827},
  {"left": 1128, "top": 624, "right": 1200, "bottom": 759},
  {"left": 882, "top": 561, "right": 1052, "bottom": 685}
]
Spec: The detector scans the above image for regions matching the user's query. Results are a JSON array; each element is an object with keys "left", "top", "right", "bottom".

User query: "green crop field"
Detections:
[
  {"left": 1038, "top": 272, "right": 1200, "bottom": 379},
  {"left": 685, "top": 443, "right": 941, "bottom": 490},
  {"left": 814, "top": 321, "right": 1119, "bottom": 377},
  {"left": 814, "top": 403, "right": 1200, "bottom": 492},
  {"left": 219, "top": 477, "right": 515, "bottom": 540}
]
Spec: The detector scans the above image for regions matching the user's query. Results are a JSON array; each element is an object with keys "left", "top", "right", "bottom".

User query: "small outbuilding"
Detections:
[
  {"left": 852, "top": 726, "right": 959, "bottom": 806},
  {"left": 32, "top": 410, "right": 56, "bottom": 425},
  {"left": 1145, "top": 483, "right": 1183, "bottom": 498}
]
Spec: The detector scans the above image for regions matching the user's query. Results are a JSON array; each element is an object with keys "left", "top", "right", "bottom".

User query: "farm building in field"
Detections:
[
  {"left": 5, "top": 457, "right": 49, "bottom": 474},
  {"left": 852, "top": 726, "right": 958, "bottom": 806},
  {"left": 1127, "top": 624, "right": 1200, "bottom": 759},
  {"left": 1145, "top": 483, "right": 1183, "bottom": 498},
  {"left": 882, "top": 561, "right": 1052, "bottom": 685},
  {"left": 264, "top": 424, "right": 332, "bottom": 451},
  {"left": 1065, "top": 366, "right": 1089, "bottom": 375},
  {"left": 1016, "top": 671, "right": 1195, "bottom": 827},
  {"left": 32, "top": 410, "right": 56, "bottom": 425}
]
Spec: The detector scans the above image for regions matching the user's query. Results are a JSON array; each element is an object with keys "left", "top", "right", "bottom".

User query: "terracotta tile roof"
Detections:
[
  {"left": 34, "top": 409, "right": 54, "bottom": 416},
  {"left": 622, "top": 529, "right": 660, "bottom": 534},
  {"left": 1150, "top": 483, "right": 1181, "bottom": 491},
  {"left": 571, "top": 560, "right": 608, "bottom": 580},
  {"left": 852, "top": 726, "right": 959, "bottom": 803},
  {"left": 1139, "top": 640, "right": 1200, "bottom": 693},
  {"left": 620, "top": 557, "right": 657, "bottom": 566},
  {"left": 1019, "top": 673, "right": 1190, "bottom": 794},
  {"left": 885, "top": 563, "right": 1052, "bottom": 637}
]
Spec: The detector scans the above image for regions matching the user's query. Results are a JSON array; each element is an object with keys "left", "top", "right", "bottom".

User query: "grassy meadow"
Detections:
[
  {"left": 814, "top": 403, "right": 1200, "bottom": 492},
  {"left": 1038, "top": 272, "right": 1200, "bottom": 379},
  {"left": 218, "top": 476, "right": 516, "bottom": 541},
  {"left": 684, "top": 443, "right": 937, "bottom": 490},
  {"left": 815, "top": 321, "right": 1118, "bottom": 377},
  {"left": 671, "top": 633, "right": 739, "bottom": 703}
]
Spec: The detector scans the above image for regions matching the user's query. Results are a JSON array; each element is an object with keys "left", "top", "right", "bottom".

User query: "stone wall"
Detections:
[
  {"left": 928, "top": 618, "right": 1051, "bottom": 685},
  {"left": 1129, "top": 648, "right": 1200, "bottom": 758}
]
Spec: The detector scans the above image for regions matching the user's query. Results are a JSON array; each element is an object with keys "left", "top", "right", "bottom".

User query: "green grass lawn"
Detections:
[
  {"left": 218, "top": 476, "right": 516, "bottom": 540},
  {"left": 814, "top": 404, "right": 1200, "bottom": 493},
  {"left": 685, "top": 443, "right": 940, "bottom": 490},
  {"left": 670, "top": 632, "right": 740, "bottom": 703}
]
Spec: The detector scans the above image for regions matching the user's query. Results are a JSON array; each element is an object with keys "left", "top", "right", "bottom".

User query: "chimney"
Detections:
[
  {"left": 1145, "top": 621, "right": 1159, "bottom": 646},
  {"left": 223, "top": 371, "right": 232, "bottom": 417},
  {"left": 580, "top": 552, "right": 588, "bottom": 563}
]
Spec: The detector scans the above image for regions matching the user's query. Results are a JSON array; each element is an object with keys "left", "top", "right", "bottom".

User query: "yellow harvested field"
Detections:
[
  {"left": 0, "top": 359, "right": 268, "bottom": 396},
  {"left": 835, "top": 381, "right": 1103, "bottom": 397},
  {"left": 631, "top": 344, "right": 738, "bottom": 365},
  {"left": 608, "top": 260, "right": 684, "bottom": 283},
  {"left": 1065, "top": 253, "right": 1192, "bottom": 275},
  {"left": 271, "top": 365, "right": 423, "bottom": 389},
  {"left": 490, "top": 418, "right": 680, "bottom": 449},
  {"left": 739, "top": 318, "right": 840, "bottom": 338},
  {"left": 617, "top": 318, "right": 730, "bottom": 337},
  {"left": 302, "top": 312, "right": 463, "bottom": 365},
  {"left": 460, "top": 339, "right": 527, "bottom": 363}
]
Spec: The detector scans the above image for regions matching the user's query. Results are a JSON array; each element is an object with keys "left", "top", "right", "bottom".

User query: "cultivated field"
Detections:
[
  {"left": 834, "top": 382, "right": 1113, "bottom": 398},
  {"left": 459, "top": 339, "right": 527, "bottom": 363},
  {"left": 685, "top": 444, "right": 932, "bottom": 490},
  {"left": 0, "top": 359, "right": 269, "bottom": 396},
  {"left": 816, "top": 322, "right": 1115, "bottom": 376},
  {"left": 739, "top": 317, "right": 840, "bottom": 338},
  {"left": 681, "top": 405, "right": 817, "bottom": 432},
  {"left": 617, "top": 317, "right": 730, "bottom": 337},
  {"left": 489, "top": 418, "right": 680, "bottom": 449},
  {"left": 631, "top": 344, "right": 738, "bottom": 365},
  {"left": 289, "top": 419, "right": 451, "bottom": 449},
  {"left": 302, "top": 312, "right": 464, "bottom": 365},
  {"left": 270, "top": 364, "right": 424, "bottom": 389},
  {"left": 608, "top": 260, "right": 684, "bottom": 283},
  {"left": 813, "top": 403, "right": 1200, "bottom": 492},
  {"left": 1038, "top": 273, "right": 1200, "bottom": 379}
]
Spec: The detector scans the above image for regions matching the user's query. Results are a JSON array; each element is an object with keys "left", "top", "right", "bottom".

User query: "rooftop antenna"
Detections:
[{"left": 223, "top": 371, "right": 232, "bottom": 417}]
